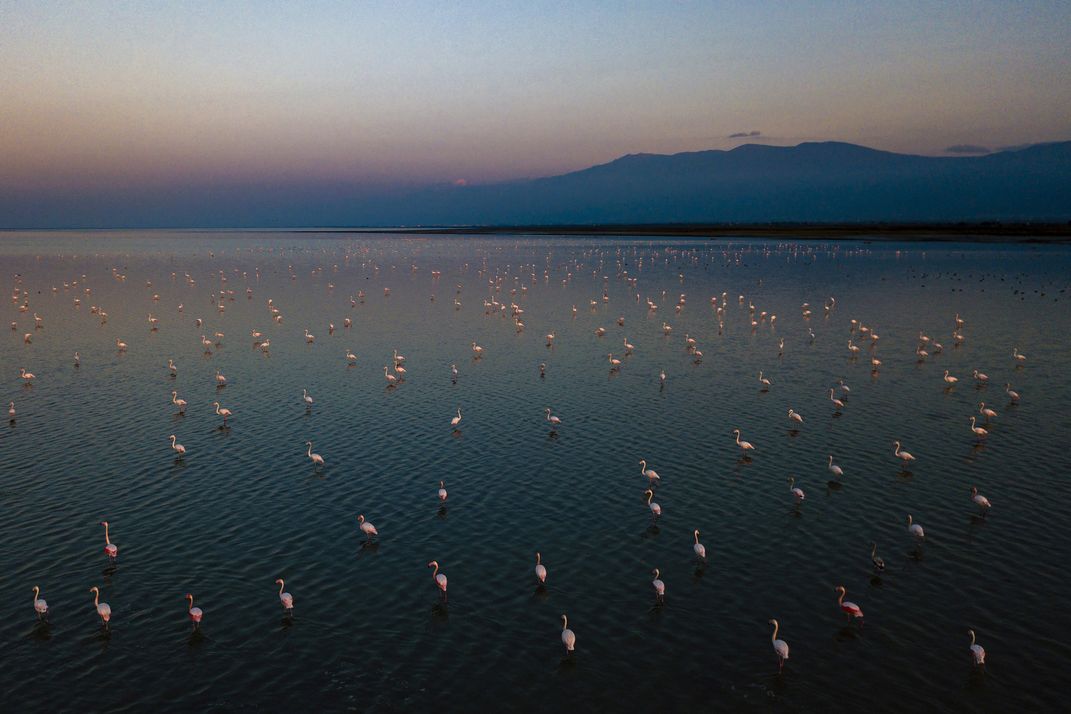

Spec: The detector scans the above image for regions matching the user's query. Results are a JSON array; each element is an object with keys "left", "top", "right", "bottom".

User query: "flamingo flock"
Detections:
[{"left": 7, "top": 241, "right": 1030, "bottom": 680}]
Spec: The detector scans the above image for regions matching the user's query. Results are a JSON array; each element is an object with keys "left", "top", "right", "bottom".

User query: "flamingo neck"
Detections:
[
  {"left": 837, "top": 588, "right": 845, "bottom": 606},
  {"left": 278, "top": 580, "right": 285, "bottom": 596},
  {"left": 103, "top": 524, "right": 110, "bottom": 544},
  {"left": 771, "top": 621, "right": 779, "bottom": 641},
  {"left": 93, "top": 589, "right": 99, "bottom": 607}
]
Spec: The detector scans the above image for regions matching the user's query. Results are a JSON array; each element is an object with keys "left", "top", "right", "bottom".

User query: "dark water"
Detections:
[{"left": 2, "top": 231, "right": 1069, "bottom": 712}]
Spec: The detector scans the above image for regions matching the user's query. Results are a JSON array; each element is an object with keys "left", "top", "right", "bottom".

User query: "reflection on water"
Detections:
[{"left": 1, "top": 232, "right": 1069, "bottom": 710}]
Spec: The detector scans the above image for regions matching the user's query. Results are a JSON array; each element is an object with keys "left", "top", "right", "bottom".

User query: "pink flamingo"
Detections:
[
  {"left": 769, "top": 619, "right": 789, "bottom": 672},
  {"left": 90, "top": 586, "right": 111, "bottom": 628},
  {"left": 428, "top": 561, "right": 448, "bottom": 601},
  {"left": 100, "top": 521, "right": 118, "bottom": 560},
  {"left": 835, "top": 585, "right": 864, "bottom": 623},
  {"left": 275, "top": 579, "right": 294, "bottom": 613},
  {"left": 185, "top": 593, "right": 203, "bottom": 628},
  {"left": 561, "top": 614, "right": 576, "bottom": 653},
  {"left": 968, "top": 629, "right": 986, "bottom": 665},
  {"left": 357, "top": 514, "right": 378, "bottom": 540},
  {"left": 535, "top": 552, "right": 547, "bottom": 584},
  {"left": 32, "top": 586, "right": 48, "bottom": 620}
]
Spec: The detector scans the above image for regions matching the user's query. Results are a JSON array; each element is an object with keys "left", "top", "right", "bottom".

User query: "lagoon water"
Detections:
[{"left": 2, "top": 231, "right": 1069, "bottom": 711}]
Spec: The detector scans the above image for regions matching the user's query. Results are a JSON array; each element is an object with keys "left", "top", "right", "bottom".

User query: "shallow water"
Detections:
[{"left": 2, "top": 231, "right": 1069, "bottom": 711}]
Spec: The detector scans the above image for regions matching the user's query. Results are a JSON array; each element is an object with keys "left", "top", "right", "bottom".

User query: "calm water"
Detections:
[{"left": 2, "top": 231, "right": 1069, "bottom": 712}]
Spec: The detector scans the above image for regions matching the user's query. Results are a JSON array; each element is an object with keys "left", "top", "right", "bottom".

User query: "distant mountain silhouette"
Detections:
[{"left": 387, "top": 141, "right": 1071, "bottom": 225}]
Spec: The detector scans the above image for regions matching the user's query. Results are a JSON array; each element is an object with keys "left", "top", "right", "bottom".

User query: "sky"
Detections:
[{"left": 1, "top": 1, "right": 1069, "bottom": 226}]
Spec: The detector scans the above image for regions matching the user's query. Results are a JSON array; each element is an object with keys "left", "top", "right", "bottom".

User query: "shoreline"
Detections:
[{"left": 321, "top": 222, "right": 1071, "bottom": 242}]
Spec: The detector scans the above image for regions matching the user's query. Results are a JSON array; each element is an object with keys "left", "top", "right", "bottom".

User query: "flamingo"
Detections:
[
  {"left": 357, "top": 514, "right": 378, "bottom": 540},
  {"left": 169, "top": 434, "right": 186, "bottom": 457},
  {"left": 19, "top": 368, "right": 35, "bottom": 383},
  {"left": 546, "top": 333, "right": 555, "bottom": 346},
  {"left": 732, "top": 428, "right": 755, "bottom": 453},
  {"left": 659, "top": 369, "right": 666, "bottom": 384},
  {"left": 393, "top": 363, "right": 407, "bottom": 377},
  {"left": 384, "top": 366, "right": 398, "bottom": 386},
  {"left": 471, "top": 341, "right": 483, "bottom": 357},
  {"left": 450, "top": 364, "right": 458, "bottom": 381},
  {"left": 302, "top": 389, "right": 314, "bottom": 408},
  {"left": 608, "top": 353, "right": 621, "bottom": 370},
  {"left": 428, "top": 561, "right": 448, "bottom": 600},
  {"left": 623, "top": 337, "right": 634, "bottom": 354},
  {"left": 906, "top": 514, "right": 925, "bottom": 539},
  {"left": 829, "top": 389, "right": 845, "bottom": 410},
  {"left": 943, "top": 370, "right": 959, "bottom": 386},
  {"left": 828, "top": 455, "right": 844, "bottom": 478},
  {"left": 979, "top": 402, "right": 997, "bottom": 421},
  {"left": 215, "top": 369, "right": 227, "bottom": 387},
  {"left": 838, "top": 379, "right": 851, "bottom": 395},
  {"left": 304, "top": 329, "right": 315, "bottom": 344},
  {"left": 769, "top": 619, "right": 790, "bottom": 672},
  {"left": 1013, "top": 347, "right": 1026, "bottom": 363},
  {"left": 305, "top": 441, "right": 324, "bottom": 466},
  {"left": 787, "top": 408, "right": 803, "bottom": 425},
  {"left": 346, "top": 350, "right": 358, "bottom": 365},
  {"left": 32, "top": 586, "right": 48, "bottom": 620},
  {"left": 185, "top": 593, "right": 203, "bottom": 628},
  {"left": 100, "top": 521, "right": 118, "bottom": 560},
  {"left": 171, "top": 391, "right": 187, "bottom": 413},
  {"left": 168, "top": 358, "right": 177, "bottom": 376},
  {"left": 973, "top": 369, "right": 989, "bottom": 384},
  {"left": 89, "top": 586, "right": 111, "bottom": 628},
  {"left": 275, "top": 579, "right": 294, "bottom": 613},
  {"left": 848, "top": 340, "right": 860, "bottom": 356},
  {"left": 561, "top": 614, "right": 576, "bottom": 653},
  {"left": 639, "top": 459, "right": 660, "bottom": 483},
  {"left": 544, "top": 408, "right": 562, "bottom": 428},
  {"left": 970, "top": 486, "right": 992, "bottom": 514},
  {"left": 7, "top": 401, "right": 14, "bottom": 421},
  {"left": 211, "top": 401, "right": 233, "bottom": 425},
  {"left": 115, "top": 338, "right": 127, "bottom": 351},
  {"left": 451, "top": 407, "right": 462, "bottom": 429},
  {"left": 969, "top": 417, "right": 988, "bottom": 438},
  {"left": 968, "top": 629, "right": 986, "bottom": 666},
  {"left": 893, "top": 441, "right": 916, "bottom": 464},
  {"left": 835, "top": 585, "right": 864, "bottom": 622},
  {"left": 201, "top": 335, "right": 213, "bottom": 352},
  {"left": 534, "top": 552, "right": 547, "bottom": 584},
  {"left": 788, "top": 476, "right": 805, "bottom": 501},
  {"left": 74, "top": 352, "right": 80, "bottom": 367},
  {"left": 393, "top": 349, "right": 406, "bottom": 364},
  {"left": 693, "top": 529, "right": 706, "bottom": 560},
  {"left": 644, "top": 489, "right": 661, "bottom": 518},
  {"left": 870, "top": 543, "right": 885, "bottom": 571},
  {"left": 438, "top": 480, "right": 448, "bottom": 503},
  {"left": 758, "top": 371, "right": 771, "bottom": 389},
  {"left": 651, "top": 568, "right": 666, "bottom": 602},
  {"left": 1004, "top": 383, "right": 1020, "bottom": 402}
]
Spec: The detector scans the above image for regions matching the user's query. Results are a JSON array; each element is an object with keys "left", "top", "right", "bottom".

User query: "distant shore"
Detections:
[{"left": 321, "top": 222, "right": 1071, "bottom": 242}]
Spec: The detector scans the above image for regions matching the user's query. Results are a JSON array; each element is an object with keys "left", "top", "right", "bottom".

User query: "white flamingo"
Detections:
[
  {"left": 305, "top": 441, "right": 324, "bottom": 466},
  {"left": 769, "top": 619, "right": 789, "bottom": 672},
  {"left": 787, "top": 408, "right": 803, "bottom": 425},
  {"left": 32, "top": 586, "right": 48, "bottom": 620},
  {"left": 384, "top": 366, "right": 398, "bottom": 386},
  {"left": 438, "top": 480, "right": 448, "bottom": 503},
  {"left": 561, "top": 614, "right": 576, "bottom": 653},
  {"left": 906, "top": 514, "right": 925, "bottom": 539},
  {"left": 828, "top": 455, "right": 844, "bottom": 478},
  {"left": 544, "top": 408, "right": 562, "bottom": 428},
  {"left": 693, "top": 529, "right": 706, "bottom": 560},
  {"left": 732, "top": 428, "right": 755, "bottom": 453},
  {"left": 212, "top": 401, "right": 233, "bottom": 425},
  {"left": 534, "top": 552, "right": 547, "bottom": 584},
  {"left": 451, "top": 407, "right": 462, "bottom": 429},
  {"left": 758, "top": 371, "right": 771, "bottom": 389},
  {"left": 644, "top": 489, "right": 661, "bottom": 518},
  {"left": 428, "top": 561, "right": 448, "bottom": 600},
  {"left": 171, "top": 391, "right": 187, "bottom": 413},
  {"left": 639, "top": 459, "right": 660, "bottom": 483},
  {"left": 651, "top": 568, "right": 666, "bottom": 602},
  {"left": 969, "top": 416, "right": 988, "bottom": 438},
  {"left": 968, "top": 629, "right": 986, "bottom": 665},
  {"left": 90, "top": 586, "right": 112, "bottom": 628},
  {"left": 275, "top": 579, "right": 294, "bottom": 613},
  {"left": 970, "top": 486, "right": 992, "bottom": 514},
  {"left": 302, "top": 389, "right": 314, "bottom": 408},
  {"left": 788, "top": 476, "right": 805, "bottom": 500},
  {"left": 829, "top": 389, "right": 845, "bottom": 410},
  {"left": 169, "top": 434, "right": 186, "bottom": 457},
  {"left": 893, "top": 441, "right": 916, "bottom": 464},
  {"left": 357, "top": 514, "right": 378, "bottom": 540}
]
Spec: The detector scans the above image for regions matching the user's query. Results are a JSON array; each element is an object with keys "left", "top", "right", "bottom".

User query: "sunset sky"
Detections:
[{"left": 2, "top": 1, "right": 1069, "bottom": 226}]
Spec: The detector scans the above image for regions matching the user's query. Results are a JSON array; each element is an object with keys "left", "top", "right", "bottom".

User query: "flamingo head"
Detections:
[
  {"left": 652, "top": 568, "right": 660, "bottom": 578},
  {"left": 427, "top": 560, "right": 438, "bottom": 568},
  {"left": 357, "top": 514, "right": 365, "bottom": 523},
  {"left": 99, "top": 520, "right": 108, "bottom": 527},
  {"left": 275, "top": 578, "right": 284, "bottom": 586}
]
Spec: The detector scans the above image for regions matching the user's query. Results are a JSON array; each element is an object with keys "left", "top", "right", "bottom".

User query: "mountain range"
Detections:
[{"left": 387, "top": 141, "right": 1071, "bottom": 226}]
